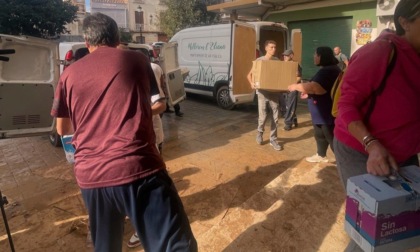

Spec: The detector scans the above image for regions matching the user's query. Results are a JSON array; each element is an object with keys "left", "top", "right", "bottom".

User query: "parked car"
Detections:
[{"left": 126, "top": 43, "right": 159, "bottom": 63}]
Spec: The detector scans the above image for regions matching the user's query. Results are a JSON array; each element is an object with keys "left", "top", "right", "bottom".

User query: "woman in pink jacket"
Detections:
[{"left": 334, "top": 1, "right": 420, "bottom": 250}]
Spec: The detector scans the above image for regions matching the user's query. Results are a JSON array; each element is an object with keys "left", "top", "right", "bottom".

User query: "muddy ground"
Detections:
[{"left": 1, "top": 96, "right": 419, "bottom": 252}]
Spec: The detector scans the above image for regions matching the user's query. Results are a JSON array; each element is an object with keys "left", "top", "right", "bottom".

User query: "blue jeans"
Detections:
[
  {"left": 257, "top": 92, "right": 279, "bottom": 141},
  {"left": 81, "top": 170, "right": 197, "bottom": 252}
]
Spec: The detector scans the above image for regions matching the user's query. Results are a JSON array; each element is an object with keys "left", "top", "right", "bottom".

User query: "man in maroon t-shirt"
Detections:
[{"left": 51, "top": 13, "right": 196, "bottom": 252}]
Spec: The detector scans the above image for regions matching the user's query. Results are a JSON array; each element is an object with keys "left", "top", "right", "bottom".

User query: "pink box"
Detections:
[{"left": 345, "top": 165, "right": 420, "bottom": 251}]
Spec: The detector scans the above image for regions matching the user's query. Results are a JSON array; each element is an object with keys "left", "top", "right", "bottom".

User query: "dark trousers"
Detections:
[
  {"left": 313, "top": 124, "right": 335, "bottom": 157},
  {"left": 284, "top": 91, "right": 298, "bottom": 127},
  {"left": 174, "top": 103, "right": 181, "bottom": 113},
  {"left": 81, "top": 170, "right": 197, "bottom": 252}
]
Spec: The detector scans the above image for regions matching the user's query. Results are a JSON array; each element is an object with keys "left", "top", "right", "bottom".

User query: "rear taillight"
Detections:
[
  {"left": 63, "top": 50, "right": 74, "bottom": 71},
  {"left": 65, "top": 50, "right": 74, "bottom": 61},
  {"left": 153, "top": 48, "right": 159, "bottom": 58}
]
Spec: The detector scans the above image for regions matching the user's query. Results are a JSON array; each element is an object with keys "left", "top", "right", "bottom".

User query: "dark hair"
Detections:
[
  {"left": 74, "top": 48, "right": 89, "bottom": 61},
  {"left": 315, "top": 46, "right": 339, "bottom": 66},
  {"left": 264, "top": 40, "right": 276, "bottom": 47},
  {"left": 394, "top": 0, "right": 420, "bottom": 35},
  {"left": 82, "top": 13, "right": 120, "bottom": 47}
]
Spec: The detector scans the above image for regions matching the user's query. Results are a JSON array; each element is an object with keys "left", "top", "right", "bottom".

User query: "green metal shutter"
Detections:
[{"left": 288, "top": 17, "right": 352, "bottom": 80}]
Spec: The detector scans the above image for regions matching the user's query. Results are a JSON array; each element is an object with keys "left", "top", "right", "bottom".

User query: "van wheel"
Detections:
[
  {"left": 49, "top": 131, "right": 62, "bottom": 147},
  {"left": 216, "top": 86, "right": 235, "bottom": 110}
]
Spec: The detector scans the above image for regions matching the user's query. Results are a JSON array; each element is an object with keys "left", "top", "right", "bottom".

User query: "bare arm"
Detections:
[
  {"left": 247, "top": 69, "right": 256, "bottom": 89},
  {"left": 152, "top": 99, "right": 166, "bottom": 115},
  {"left": 347, "top": 121, "right": 397, "bottom": 176},
  {"left": 344, "top": 59, "right": 349, "bottom": 67},
  {"left": 288, "top": 81, "right": 326, "bottom": 95},
  {"left": 56, "top": 118, "right": 74, "bottom": 136}
]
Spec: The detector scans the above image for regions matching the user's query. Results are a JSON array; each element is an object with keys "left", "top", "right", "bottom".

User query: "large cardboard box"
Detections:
[
  {"left": 252, "top": 60, "right": 298, "bottom": 91},
  {"left": 345, "top": 165, "right": 420, "bottom": 251}
]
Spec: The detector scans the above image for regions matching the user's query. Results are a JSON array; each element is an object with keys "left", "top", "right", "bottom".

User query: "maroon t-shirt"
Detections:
[{"left": 51, "top": 46, "right": 165, "bottom": 189}]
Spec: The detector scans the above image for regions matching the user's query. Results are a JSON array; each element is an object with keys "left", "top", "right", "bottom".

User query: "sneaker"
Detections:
[
  {"left": 127, "top": 233, "right": 141, "bottom": 248},
  {"left": 175, "top": 111, "right": 184, "bottom": 117},
  {"left": 283, "top": 125, "right": 292, "bottom": 131},
  {"left": 305, "top": 154, "right": 328, "bottom": 163},
  {"left": 270, "top": 140, "right": 283, "bottom": 151},
  {"left": 256, "top": 132, "right": 263, "bottom": 145}
]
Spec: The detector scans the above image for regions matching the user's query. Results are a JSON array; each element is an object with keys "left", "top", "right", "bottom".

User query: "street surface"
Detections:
[{"left": 1, "top": 94, "right": 419, "bottom": 252}]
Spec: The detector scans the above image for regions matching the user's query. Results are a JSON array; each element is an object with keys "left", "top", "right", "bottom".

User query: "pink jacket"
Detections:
[{"left": 334, "top": 32, "right": 420, "bottom": 163}]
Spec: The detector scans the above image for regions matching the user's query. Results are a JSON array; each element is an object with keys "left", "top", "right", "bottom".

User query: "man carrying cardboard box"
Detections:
[{"left": 247, "top": 40, "right": 282, "bottom": 151}]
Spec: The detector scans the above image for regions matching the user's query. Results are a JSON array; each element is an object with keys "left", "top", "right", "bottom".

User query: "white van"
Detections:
[
  {"left": 0, "top": 34, "right": 184, "bottom": 141},
  {"left": 169, "top": 21, "right": 289, "bottom": 109},
  {"left": 0, "top": 34, "right": 59, "bottom": 140}
]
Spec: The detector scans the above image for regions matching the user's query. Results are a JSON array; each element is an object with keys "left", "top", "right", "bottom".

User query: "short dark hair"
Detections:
[
  {"left": 394, "top": 0, "right": 420, "bottom": 35},
  {"left": 264, "top": 40, "right": 276, "bottom": 47},
  {"left": 74, "top": 48, "right": 89, "bottom": 61},
  {"left": 316, "top": 47, "right": 339, "bottom": 66},
  {"left": 82, "top": 13, "right": 120, "bottom": 47}
]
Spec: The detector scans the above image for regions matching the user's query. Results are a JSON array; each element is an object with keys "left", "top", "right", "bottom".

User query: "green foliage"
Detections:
[
  {"left": 0, "top": 0, "right": 78, "bottom": 39},
  {"left": 119, "top": 28, "right": 133, "bottom": 43},
  {"left": 160, "top": 0, "right": 220, "bottom": 37}
]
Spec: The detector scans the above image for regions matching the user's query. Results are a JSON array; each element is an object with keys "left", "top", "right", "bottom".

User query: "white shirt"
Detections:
[{"left": 150, "top": 63, "right": 165, "bottom": 145}]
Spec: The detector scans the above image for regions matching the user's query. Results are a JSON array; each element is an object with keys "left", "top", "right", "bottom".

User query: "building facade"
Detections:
[
  {"left": 61, "top": 0, "right": 86, "bottom": 41},
  {"left": 207, "top": 0, "right": 398, "bottom": 79},
  {"left": 89, "top": 0, "right": 168, "bottom": 43},
  {"left": 63, "top": 0, "right": 168, "bottom": 43}
]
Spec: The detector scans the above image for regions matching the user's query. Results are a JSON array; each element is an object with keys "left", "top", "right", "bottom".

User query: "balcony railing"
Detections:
[{"left": 135, "top": 24, "right": 144, "bottom": 31}]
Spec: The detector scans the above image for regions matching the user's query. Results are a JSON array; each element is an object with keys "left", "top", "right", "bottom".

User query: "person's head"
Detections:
[
  {"left": 394, "top": 0, "right": 420, "bottom": 35},
  {"left": 314, "top": 47, "right": 339, "bottom": 66},
  {"left": 394, "top": 0, "right": 420, "bottom": 52},
  {"left": 282, "top": 49, "right": 294, "bottom": 61},
  {"left": 333, "top": 47, "right": 341, "bottom": 55},
  {"left": 74, "top": 48, "right": 90, "bottom": 61},
  {"left": 82, "top": 13, "right": 120, "bottom": 50},
  {"left": 264, "top": 40, "right": 277, "bottom": 57}
]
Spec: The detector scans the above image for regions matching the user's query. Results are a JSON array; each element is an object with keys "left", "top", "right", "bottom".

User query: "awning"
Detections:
[
  {"left": 207, "top": 0, "right": 275, "bottom": 19},
  {"left": 207, "top": 0, "right": 371, "bottom": 19}
]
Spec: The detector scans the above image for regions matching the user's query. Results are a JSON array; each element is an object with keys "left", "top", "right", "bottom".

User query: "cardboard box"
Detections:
[
  {"left": 345, "top": 165, "right": 420, "bottom": 251},
  {"left": 252, "top": 60, "right": 298, "bottom": 91}
]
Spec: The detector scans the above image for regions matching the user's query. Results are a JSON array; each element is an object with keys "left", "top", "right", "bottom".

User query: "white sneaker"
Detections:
[
  {"left": 127, "top": 232, "right": 141, "bottom": 248},
  {"left": 305, "top": 154, "right": 328, "bottom": 163}
]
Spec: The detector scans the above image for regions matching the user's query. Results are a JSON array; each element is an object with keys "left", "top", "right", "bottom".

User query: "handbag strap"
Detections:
[{"left": 363, "top": 41, "right": 397, "bottom": 124}]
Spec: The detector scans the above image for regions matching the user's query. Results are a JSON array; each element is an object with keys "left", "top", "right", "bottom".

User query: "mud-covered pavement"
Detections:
[{"left": 1, "top": 94, "right": 419, "bottom": 252}]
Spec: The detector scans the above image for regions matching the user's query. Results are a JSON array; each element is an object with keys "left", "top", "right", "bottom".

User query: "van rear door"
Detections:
[
  {"left": 159, "top": 42, "right": 186, "bottom": 105},
  {"left": 230, "top": 22, "right": 256, "bottom": 100},
  {"left": 0, "top": 34, "right": 58, "bottom": 138}
]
